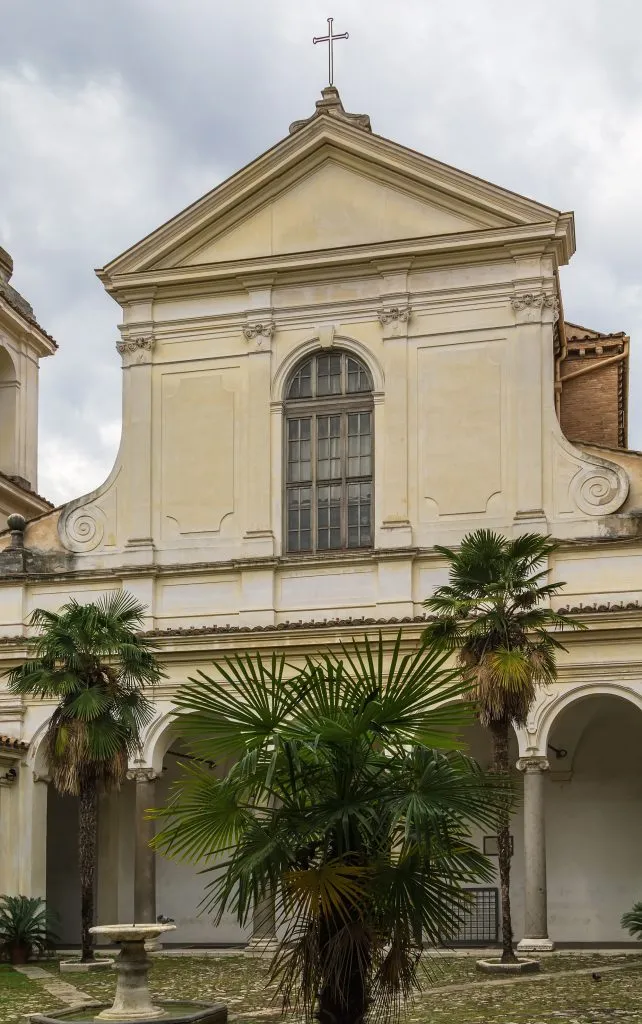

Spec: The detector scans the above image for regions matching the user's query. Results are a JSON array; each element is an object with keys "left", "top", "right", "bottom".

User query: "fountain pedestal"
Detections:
[
  {"left": 28, "top": 923, "right": 227, "bottom": 1024},
  {"left": 89, "top": 925, "right": 175, "bottom": 1020}
]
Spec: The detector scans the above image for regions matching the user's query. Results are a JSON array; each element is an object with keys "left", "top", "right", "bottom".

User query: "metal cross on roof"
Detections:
[{"left": 313, "top": 17, "right": 349, "bottom": 87}]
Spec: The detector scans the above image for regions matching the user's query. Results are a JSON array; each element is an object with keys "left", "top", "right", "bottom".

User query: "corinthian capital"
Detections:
[
  {"left": 377, "top": 305, "right": 412, "bottom": 326},
  {"left": 243, "top": 321, "right": 276, "bottom": 345},
  {"left": 516, "top": 756, "right": 550, "bottom": 774},
  {"left": 511, "top": 293, "right": 559, "bottom": 324},
  {"left": 127, "top": 767, "right": 159, "bottom": 783},
  {"left": 116, "top": 336, "right": 155, "bottom": 366}
]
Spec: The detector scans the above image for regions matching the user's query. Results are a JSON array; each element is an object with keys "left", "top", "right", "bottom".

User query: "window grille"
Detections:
[
  {"left": 284, "top": 351, "right": 373, "bottom": 554},
  {"left": 442, "top": 887, "right": 499, "bottom": 946}
]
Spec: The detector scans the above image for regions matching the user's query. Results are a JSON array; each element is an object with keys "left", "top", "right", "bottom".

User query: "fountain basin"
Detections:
[
  {"left": 28, "top": 923, "right": 227, "bottom": 1024},
  {"left": 89, "top": 925, "right": 177, "bottom": 944},
  {"left": 29, "top": 1003, "right": 227, "bottom": 1024},
  {"left": 88, "top": 924, "right": 177, "bottom": 1020}
]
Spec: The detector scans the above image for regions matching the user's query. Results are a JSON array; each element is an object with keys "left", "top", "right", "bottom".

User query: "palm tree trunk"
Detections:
[
  {"left": 78, "top": 778, "right": 98, "bottom": 962},
  {"left": 317, "top": 966, "right": 368, "bottom": 1024},
  {"left": 489, "top": 721, "right": 517, "bottom": 964},
  {"left": 317, "top": 912, "right": 369, "bottom": 1024}
]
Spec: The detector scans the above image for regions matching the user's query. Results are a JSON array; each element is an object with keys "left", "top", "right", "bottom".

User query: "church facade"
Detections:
[{"left": 1, "top": 87, "right": 642, "bottom": 951}]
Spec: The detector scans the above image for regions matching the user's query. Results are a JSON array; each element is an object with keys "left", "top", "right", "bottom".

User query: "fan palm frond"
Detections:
[
  {"left": 422, "top": 529, "right": 582, "bottom": 964},
  {"left": 153, "top": 630, "right": 507, "bottom": 1024},
  {"left": 4, "top": 591, "right": 163, "bottom": 962}
]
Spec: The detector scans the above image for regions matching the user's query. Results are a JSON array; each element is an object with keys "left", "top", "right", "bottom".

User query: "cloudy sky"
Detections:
[{"left": 1, "top": 0, "right": 641, "bottom": 505}]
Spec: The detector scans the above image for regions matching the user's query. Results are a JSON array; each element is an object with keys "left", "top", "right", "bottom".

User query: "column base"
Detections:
[
  {"left": 244, "top": 936, "right": 280, "bottom": 956},
  {"left": 517, "top": 937, "right": 555, "bottom": 953}
]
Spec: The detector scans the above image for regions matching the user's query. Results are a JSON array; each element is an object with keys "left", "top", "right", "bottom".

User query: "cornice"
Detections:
[
  {"left": 128, "top": 284, "right": 529, "bottom": 349},
  {"left": 101, "top": 222, "right": 567, "bottom": 300},
  {"left": 554, "top": 661, "right": 642, "bottom": 683}
]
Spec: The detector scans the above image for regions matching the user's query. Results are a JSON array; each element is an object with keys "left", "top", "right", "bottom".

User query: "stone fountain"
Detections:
[{"left": 29, "top": 924, "right": 227, "bottom": 1024}]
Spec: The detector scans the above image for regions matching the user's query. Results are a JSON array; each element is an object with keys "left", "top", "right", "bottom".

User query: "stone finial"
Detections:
[
  {"left": 0, "top": 246, "right": 13, "bottom": 284},
  {"left": 7, "top": 514, "right": 26, "bottom": 549},
  {"left": 289, "top": 86, "right": 372, "bottom": 135}
]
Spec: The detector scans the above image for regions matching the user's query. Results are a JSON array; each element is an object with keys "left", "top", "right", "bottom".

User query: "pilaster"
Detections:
[
  {"left": 511, "top": 286, "right": 558, "bottom": 528},
  {"left": 118, "top": 332, "right": 156, "bottom": 560},
  {"left": 242, "top": 278, "right": 276, "bottom": 556},
  {"left": 377, "top": 262, "right": 413, "bottom": 548}
]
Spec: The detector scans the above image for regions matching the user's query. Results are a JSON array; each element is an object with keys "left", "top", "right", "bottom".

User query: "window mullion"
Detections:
[
  {"left": 312, "top": 412, "right": 318, "bottom": 555},
  {"left": 340, "top": 409, "right": 347, "bottom": 549}
]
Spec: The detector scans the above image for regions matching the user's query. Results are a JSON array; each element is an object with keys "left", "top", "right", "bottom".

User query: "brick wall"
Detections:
[{"left": 558, "top": 327, "right": 628, "bottom": 449}]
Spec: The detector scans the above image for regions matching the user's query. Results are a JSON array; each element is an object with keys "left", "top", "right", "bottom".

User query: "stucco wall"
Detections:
[
  {"left": 154, "top": 752, "right": 250, "bottom": 945},
  {"left": 46, "top": 790, "right": 80, "bottom": 945},
  {"left": 546, "top": 697, "right": 642, "bottom": 943}
]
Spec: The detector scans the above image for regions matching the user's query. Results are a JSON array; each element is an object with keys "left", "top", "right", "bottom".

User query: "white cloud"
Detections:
[
  {"left": 38, "top": 433, "right": 116, "bottom": 508},
  {"left": 1, "top": 0, "right": 641, "bottom": 502},
  {"left": 0, "top": 63, "right": 219, "bottom": 503}
]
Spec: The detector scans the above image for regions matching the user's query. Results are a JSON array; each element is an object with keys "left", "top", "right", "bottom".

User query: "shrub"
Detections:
[{"left": 0, "top": 895, "right": 58, "bottom": 964}]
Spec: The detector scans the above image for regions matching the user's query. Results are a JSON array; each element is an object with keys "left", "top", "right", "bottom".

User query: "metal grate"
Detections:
[{"left": 443, "top": 887, "right": 499, "bottom": 946}]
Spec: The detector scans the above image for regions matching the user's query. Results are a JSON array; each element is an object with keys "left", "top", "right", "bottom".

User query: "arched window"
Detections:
[
  {"left": 0, "top": 345, "right": 18, "bottom": 477},
  {"left": 285, "top": 350, "right": 373, "bottom": 554}
]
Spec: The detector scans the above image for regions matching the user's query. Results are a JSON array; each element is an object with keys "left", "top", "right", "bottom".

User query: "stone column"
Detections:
[
  {"left": 16, "top": 771, "right": 49, "bottom": 899},
  {"left": 130, "top": 769, "right": 158, "bottom": 936},
  {"left": 96, "top": 790, "right": 121, "bottom": 937},
  {"left": 246, "top": 887, "right": 278, "bottom": 954},
  {"left": 516, "top": 756, "right": 554, "bottom": 952},
  {"left": 0, "top": 756, "right": 27, "bottom": 895}
]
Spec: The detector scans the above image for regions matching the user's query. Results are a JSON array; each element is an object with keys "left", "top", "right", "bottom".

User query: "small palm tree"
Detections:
[
  {"left": 621, "top": 902, "right": 642, "bottom": 940},
  {"left": 6, "top": 593, "right": 163, "bottom": 962},
  {"left": 0, "top": 895, "right": 58, "bottom": 964},
  {"left": 422, "top": 530, "right": 584, "bottom": 963},
  {"left": 153, "top": 632, "right": 508, "bottom": 1024}
]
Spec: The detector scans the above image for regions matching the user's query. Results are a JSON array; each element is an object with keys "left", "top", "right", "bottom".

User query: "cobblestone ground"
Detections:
[{"left": 1, "top": 952, "right": 641, "bottom": 1024}]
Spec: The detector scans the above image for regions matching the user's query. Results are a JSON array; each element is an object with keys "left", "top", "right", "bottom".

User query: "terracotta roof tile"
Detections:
[
  {"left": 0, "top": 735, "right": 28, "bottom": 751},
  {"left": 143, "top": 614, "right": 434, "bottom": 637},
  {"left": 0, "top": 605, "right": 639, "bottom": 650},
  {"left": 0, "top": 282, "right": 58, "bottom": 349},
  {"left": 0, "top": 470, "right": 54, "bottom": 510},
  {"left": 564, "top": 321, "right": 627, "bottom": 341}
]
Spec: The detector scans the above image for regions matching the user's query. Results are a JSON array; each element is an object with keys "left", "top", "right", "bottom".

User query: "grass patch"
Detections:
[
  {"left": 0, "top": 963, "right": 34, "bottom": 991},
  {"left": 0, "top": 963, "right": 66, "bottom": 1024},
  {"left": 21, "top": 952, "right": 642, "bottom": 1024},
  {"left": 410, "top": 961, "right": 642, "bottom": 1023}
]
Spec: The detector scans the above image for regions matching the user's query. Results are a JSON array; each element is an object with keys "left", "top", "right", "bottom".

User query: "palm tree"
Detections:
[
  {"left": 6, "top": 592, "right": 163, "bottom": 962},
  {"left": 153, "top": 632, "right": 508, "bottom": 1024},
  {"left": 422, "top": 530, "right": 584, "bottom": 963}
]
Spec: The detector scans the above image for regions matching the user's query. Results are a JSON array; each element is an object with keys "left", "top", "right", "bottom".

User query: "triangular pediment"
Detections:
[
  {"left": 100, "top": 98, "right": 574, "bottom": 281},
  {"left": 179, "top": 157, "right": 506, "bottom": 266}
]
